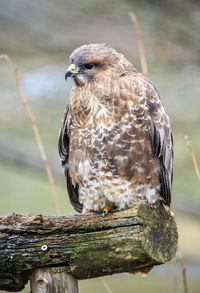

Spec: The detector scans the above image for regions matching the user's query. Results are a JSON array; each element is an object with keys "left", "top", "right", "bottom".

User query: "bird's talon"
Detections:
[{"left": 102, "top": 206, "right": 112, "bottom": 218}]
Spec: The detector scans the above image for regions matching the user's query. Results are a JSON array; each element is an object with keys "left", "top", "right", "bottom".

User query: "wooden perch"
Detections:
[{"left": 0, "top": 202, "right": 178, "bottom": 292}]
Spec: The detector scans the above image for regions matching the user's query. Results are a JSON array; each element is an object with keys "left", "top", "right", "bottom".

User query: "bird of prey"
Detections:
[{"left": 58, "top": 43, "right": 173, "bottom": 215}]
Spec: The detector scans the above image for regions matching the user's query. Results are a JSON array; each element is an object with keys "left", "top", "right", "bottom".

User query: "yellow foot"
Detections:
[{"left": 102, "top": 206, "right": 112, "bottom": 218}]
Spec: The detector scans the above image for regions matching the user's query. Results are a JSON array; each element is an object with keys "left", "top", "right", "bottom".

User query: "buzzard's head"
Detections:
[{"left": 65, "top": 43, "right": 132, "bottom": 87}]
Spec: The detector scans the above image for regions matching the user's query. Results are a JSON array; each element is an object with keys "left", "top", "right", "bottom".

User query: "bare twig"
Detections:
[
  {"left": 169, "top": 198, "right": 181, "bottom": 293},
  {"left": 0, "top": 54, "right": 59, "bottom": 216},
  {"left": 129, "top": 12, "right": 148, "bottom": 76},
  {"left": 178, "top": 134, "right": 200, "bottom": 293},
  {"left": 98, "top": 277, "right": 114, "bottom": 293},
  {"left": 176, "top": 248, "right": 189, "bottom": 293},
  {"left": 170, "top": 258, "right": 180, "bottom": 293},
  {"left": 170, "top": 196, "right": 189, "bottom": 293},
  {"left": 185, "top": 135, "right": 200, "bottom": 182}
]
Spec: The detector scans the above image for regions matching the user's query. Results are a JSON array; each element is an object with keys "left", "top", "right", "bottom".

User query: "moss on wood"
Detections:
[{"left": 0, "top": 202, "right": 178, "bottom": 291}]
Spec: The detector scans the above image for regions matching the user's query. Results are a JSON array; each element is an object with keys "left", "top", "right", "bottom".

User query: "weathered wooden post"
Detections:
[
  {"left": 30, "top": 267, "right": 78, "bottom": 293},
  {"left": 0, "top": 202, "right": 178, "bottom": 292}
]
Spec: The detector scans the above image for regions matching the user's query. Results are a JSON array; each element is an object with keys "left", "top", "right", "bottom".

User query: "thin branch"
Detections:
[
  {"left": 179, "top": 134, "right": 200, "bottom": 293},
  {"left": 176, "top": 248, "right": 189, "bottom": 293},
  {"left": 171, "top": 198, "right": 189, "bottom": 293},
  {"left": 170, "top": 258, "right": 180, "bottom": 293},
  {"left": 169, "top": 198, "right": 181, "bottom": 293},
  {"left": 0, "top": 54, "right": 59, "bottom": 216},
  {"left": 129, "top": 12, "right": 148, "bottom": 76},
  {"left": 98, "top": 277, "right": 114, "bottom": 293},
  {"left": 185, "top": 135, "right": 200, "bottom": 182}
]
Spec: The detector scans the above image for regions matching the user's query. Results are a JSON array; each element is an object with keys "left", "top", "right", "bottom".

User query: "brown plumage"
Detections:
[{"left": 58, "top": 43, "right": 173, "bottom": 214}]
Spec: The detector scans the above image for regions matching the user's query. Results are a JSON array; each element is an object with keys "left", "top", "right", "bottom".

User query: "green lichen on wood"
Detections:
[
  {"left": 138, "top": 204, "right": 178, "bottom": 263},
  {"left": 0, "top": 202, "right": 178, "bottom": 291}
]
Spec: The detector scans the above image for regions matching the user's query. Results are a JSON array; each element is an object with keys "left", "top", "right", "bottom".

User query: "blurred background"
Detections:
[{"left": 0, "top": 0, "right": 200, "bottom": 292}]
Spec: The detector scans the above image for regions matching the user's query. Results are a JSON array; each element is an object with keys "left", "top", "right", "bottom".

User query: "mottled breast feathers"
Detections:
[{"left": 58, "top": 43, "right": 173, "bottom": 213}]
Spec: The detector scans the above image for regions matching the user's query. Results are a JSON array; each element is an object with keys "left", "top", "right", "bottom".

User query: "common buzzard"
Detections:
[{"left": 58, "top": 43, "right": 173, "bottom": 214}]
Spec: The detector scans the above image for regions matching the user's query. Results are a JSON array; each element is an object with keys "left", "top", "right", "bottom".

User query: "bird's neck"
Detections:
[{"left": 69, "top": 78, "right": 118, "bottom": 125}]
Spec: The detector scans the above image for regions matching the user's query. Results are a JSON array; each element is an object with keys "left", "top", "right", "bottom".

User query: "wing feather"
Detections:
[
  {"left": 147, "top": 81, "right": 173, "bottom": 206},
  {"left": 58, "top": 102, "right": 83, "bottom": 213}
]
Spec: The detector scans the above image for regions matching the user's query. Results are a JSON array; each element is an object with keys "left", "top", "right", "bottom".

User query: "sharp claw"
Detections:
[{"left": 102, "top": 206, "right": 112, "bottom": 218}]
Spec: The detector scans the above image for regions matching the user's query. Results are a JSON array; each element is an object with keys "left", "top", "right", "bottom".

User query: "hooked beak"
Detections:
[{"left": 65, "top": 64, "right": 81, "bottom": 81}]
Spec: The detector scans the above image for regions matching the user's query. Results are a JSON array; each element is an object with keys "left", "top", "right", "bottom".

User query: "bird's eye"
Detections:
[{"left": 84, "top": 63, "right": 95, "bottom": 70}]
